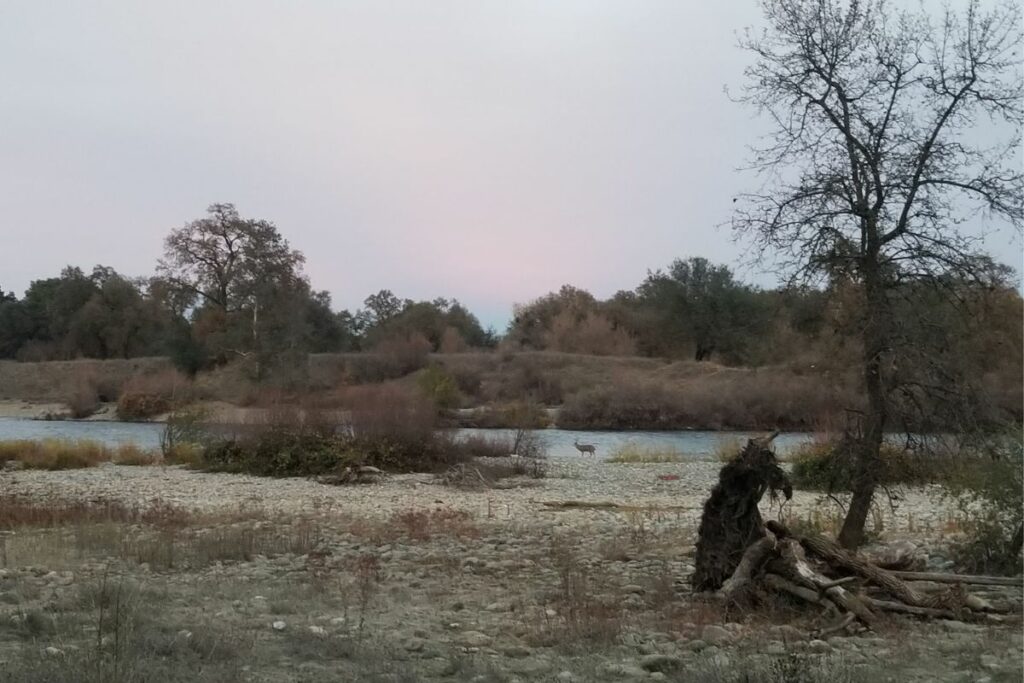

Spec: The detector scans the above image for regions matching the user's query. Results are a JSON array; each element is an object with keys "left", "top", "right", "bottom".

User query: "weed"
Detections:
[{"left": 608, "top": 442, "right": 686, "bottom": 463}]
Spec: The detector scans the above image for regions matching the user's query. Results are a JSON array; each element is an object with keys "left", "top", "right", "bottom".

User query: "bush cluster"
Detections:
[
  {"left": 788, "top": 438, "right": 934, "bottom": 491},
  {"left": 197, "top": 386, "right": 472, "bottom": 476}
]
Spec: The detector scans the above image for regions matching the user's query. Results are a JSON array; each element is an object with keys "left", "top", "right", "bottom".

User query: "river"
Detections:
[{"left": 0, "top": 418, "right": 813, "bottom": 460}]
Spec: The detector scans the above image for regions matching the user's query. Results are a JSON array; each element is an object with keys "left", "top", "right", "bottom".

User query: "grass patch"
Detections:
[{"left": 607, "top": 442, "right": 685, "bottom": 463}]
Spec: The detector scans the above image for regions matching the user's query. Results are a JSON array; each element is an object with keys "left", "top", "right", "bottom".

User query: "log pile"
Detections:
[{"left": 695, "top": 434, "right": 1022, "bottom": 635}]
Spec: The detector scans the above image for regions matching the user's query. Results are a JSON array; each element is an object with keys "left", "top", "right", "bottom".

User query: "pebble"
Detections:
[{"left": 271, "top": 620, "right": 286, "bottom": 631}]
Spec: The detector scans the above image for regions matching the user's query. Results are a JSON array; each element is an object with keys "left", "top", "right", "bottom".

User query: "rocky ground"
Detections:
[{"left": 0, "top": 457, "right": 1020, "bottom": 682}]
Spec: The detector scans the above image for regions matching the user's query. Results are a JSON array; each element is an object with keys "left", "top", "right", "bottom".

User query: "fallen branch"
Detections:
[
  {"left": 887, "top": 571, "right": 1023, "bottom": 588},
  {"left": 771, "top": 538, "right": 876, "bottom": 625},
  {"left": 718, "top": 536, "right": 777, "bottom": 602},
  {"left": 540, "top": 501, "right": 696, "bottom": 512}
]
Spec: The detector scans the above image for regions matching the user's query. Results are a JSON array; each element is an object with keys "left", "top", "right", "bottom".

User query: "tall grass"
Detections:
[
  {"left": 0, "top": 439, "right": 159, "bottom": 470},
  {"left": 607, "top": 442, "right": 684, "bottom": 463}
]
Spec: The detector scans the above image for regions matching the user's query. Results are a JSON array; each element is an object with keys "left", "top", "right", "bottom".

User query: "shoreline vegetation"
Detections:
[{"left": 1, "top": 351, "right": 1019, "bottom": 432}]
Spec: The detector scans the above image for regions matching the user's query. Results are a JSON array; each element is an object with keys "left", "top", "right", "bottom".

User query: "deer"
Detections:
[{"left": 573, "top": 439, "right": 597, "bottom": 456}]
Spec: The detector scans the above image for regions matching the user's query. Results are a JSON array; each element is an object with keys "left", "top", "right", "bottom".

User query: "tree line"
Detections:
[{"left": 2, "top": 202, "right": 1019, "bottom": 386}]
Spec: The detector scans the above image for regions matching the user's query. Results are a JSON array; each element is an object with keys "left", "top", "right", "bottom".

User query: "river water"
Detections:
[{"left": 0, "top": 418, "right": 813, "bottom": 460}]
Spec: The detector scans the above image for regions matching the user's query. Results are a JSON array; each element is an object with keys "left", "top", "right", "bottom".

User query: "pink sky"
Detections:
[{"left": 1, "top": 1, "right": 1018, "bottom": 328}]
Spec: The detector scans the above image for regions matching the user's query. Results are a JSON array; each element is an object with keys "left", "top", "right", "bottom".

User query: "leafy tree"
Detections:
[
  {"left": 157, "top": 204, "right": 307, "bottom": 370},
  {"left": 732, "top": 0, "right": 1022, "bottom": 547},
  {"left": 637, "top": 257, "right": 764, "bottom": 362}
]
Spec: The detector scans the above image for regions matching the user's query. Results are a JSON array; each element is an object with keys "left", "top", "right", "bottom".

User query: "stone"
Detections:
[
  {"left": 808, "top": 639, "right": 831, "bottom": 653},
  {"left": 701, "top": 625, "right": 732, "bottom": 646},
  {"left": 404, "top": 637, "right": 425, "bottom": 652},
  {"left": 640, "top": 654, "right": 683, "bottom": 673},
  {"left": 599, "top": 662, "right": 648, "bottom": 679},
  {"left": 502, "top": 644, "right": 531, "bottom": 658},
  {"left": 308, "top": 625, "right": 327, "bottom": 637},
  {"left": 43, "top": 646, "right": 63, "bottom": 657},
  {"left": 272, "top": 620, "right": 286, "bottom": 631},
  {"left": 457, "top": 631, "right": 492, "bottom": 647}
]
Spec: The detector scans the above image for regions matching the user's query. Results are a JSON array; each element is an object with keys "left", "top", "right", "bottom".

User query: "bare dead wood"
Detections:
[
  {"left": 816, "top": 612, "right": 858, "bottom": 638},
  {"left": 718, "top": 536, "right": 777, "bottom": 602},
  {"left": 818, "top": 576, "right": 859, "bottom": 591},
  {"left": 767, "top": 521, "right": 927, "bottom": 608},
  {"left": 887, "top": 571, "right": 1023, "bottom": 588},
  {"left": 539, "top": 501, "right": 696, "bottom": 512},
  {"left": 771, "top": 538, "right": 877, "bottom": 625},
  {"left": 763, "top": 573, "right": 830, "bottom": 607},
  {"left": 861, "top": 596, "right": 957, "bottom": 619}
]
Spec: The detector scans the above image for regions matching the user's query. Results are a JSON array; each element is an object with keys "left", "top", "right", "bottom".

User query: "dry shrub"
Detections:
[
  {"left": 112, "top": 443, "right": 159, "bottom": 466},
  {"left": 558, "top": 369, "right": 857, "bottom": 430},
  {"left": 499, "top": 357, "right": 564, "bottom": 404},
  {"left": 543, "top": 310, "right": 637, "bottom": 356},
  {"left": 338, "top": 384, "right": 435, "bottom": 445},
  {"left": 117, "top": 369, "right": 192, "bottom": 421},
  {"left": 388, "top": 507, "right": 477, "bottom": 541},
  {"left": 471, "top": 401, "right": 549, "bottom": 429},
  {"left": 438, "top": 326, "right": 468, "bottom": 353},
  {"left": 65, "top": 369, "right": 101, "bottom": 418},
  {"left": 548, "top": 542, "right": 623, "bottom": 644},
  {"left": 558, "top": 379, "right": 687, "bottom": 430},
  {"left": 344, "top": 334, "right": 432, "bottom": 383}
]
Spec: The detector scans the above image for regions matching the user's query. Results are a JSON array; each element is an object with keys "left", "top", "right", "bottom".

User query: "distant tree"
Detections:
[
  {"left": 637, "top": 257, "right": 763, "bottom": 362},
  {"left": 363, "top": 296, "right": 490, "bottom": 351},
  {"left": 507, "top": 285, "right": 598, "bottom": 350},
  {"left": 157, "top": 204, "right": 307, "bottom": 370},
  {"left": 359, "top": 290, "right": 410, "bottom": 329},
  {"left": 732, "top": 0, "right": 1023, "bottom": 547}
]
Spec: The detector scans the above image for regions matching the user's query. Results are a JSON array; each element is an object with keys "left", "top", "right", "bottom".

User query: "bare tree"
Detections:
[{"left": 732, "top": 0, "right": 1022, "bottom": 547}]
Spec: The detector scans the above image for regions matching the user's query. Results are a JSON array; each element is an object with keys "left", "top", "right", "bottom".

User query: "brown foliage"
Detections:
[{"left": 117, "top": 369, "right": 192, "bottom": 420}]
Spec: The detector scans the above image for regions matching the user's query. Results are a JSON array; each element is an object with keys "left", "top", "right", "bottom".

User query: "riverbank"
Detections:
[{"left": 0, "top": 458, "right": 1020, "bottom": 681}]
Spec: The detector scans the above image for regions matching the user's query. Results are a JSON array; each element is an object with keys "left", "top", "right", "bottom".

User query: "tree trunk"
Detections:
[{"left": 838, "top": 250, "right": 888, "bottom": 550}]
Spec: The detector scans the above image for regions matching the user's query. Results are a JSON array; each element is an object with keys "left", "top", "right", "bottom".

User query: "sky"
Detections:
[{"left": 0, "top": 1, "right": 1019, "bottom": 330}]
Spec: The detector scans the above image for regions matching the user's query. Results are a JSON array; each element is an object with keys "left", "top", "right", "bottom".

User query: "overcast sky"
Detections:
[{"left": 1, "top": 1, "right": 1019, "bottom": 329}]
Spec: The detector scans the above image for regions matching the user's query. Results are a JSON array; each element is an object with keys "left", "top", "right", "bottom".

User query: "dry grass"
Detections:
[
  {"left": 387, "top": 507, "right": 479, "bottom": 541},
  {"left": 607, "top": 442, "right": 685, "bottom": 463},
  {"left": 0, "top": 439, "right": 162, "bottom": 470},
  {"left": 0, "top": 495, "right": 192, "bottom": 530}
]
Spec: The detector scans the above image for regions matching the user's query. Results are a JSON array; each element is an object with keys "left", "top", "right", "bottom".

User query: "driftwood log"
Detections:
[{"left": 694, "top": 435, "right": 1021, "bottom": 633}]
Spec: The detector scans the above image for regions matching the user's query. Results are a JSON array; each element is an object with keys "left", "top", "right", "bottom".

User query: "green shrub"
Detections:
[
  {"left": 417, "top": 364, "right": 462, "bottom": 410},
  {"left": 788, "top": 438, "right": 938, "bottom": 491},
  {"left": 944, "top": 435, "right": 1023, "bottom": 575},
  {"left": 200, "top": 431, "right": 360, "bottom": 477},
  {"left": 782, "top": 440, "right": 929, "bottom": 493}
]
